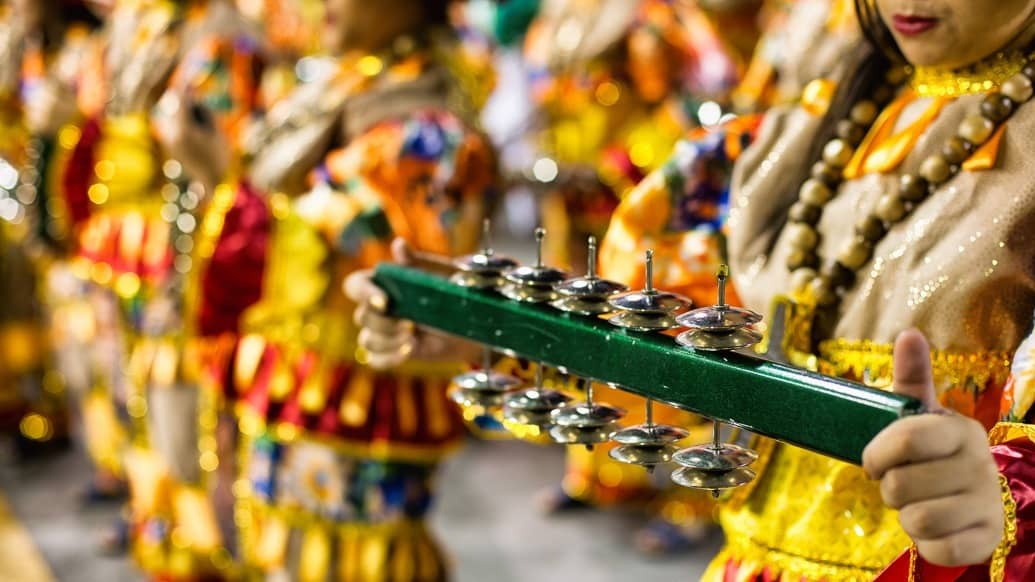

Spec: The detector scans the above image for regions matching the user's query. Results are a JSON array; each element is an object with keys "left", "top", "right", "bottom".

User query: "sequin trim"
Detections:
[
  {"left": 910, "top": 51, "right": 1030, "bottom": 98},
  {"left": 988, "top": 422, "right": 1035, "bottom": 445},
  {"left": 818, "top": 339, "right": 1013, "bottom": 390},
  {"left": 907, "top": 545, "right": 917, "bottom": 582},
  {"left": 991, "top": 473, "right": 1018, "bottom": 582}
]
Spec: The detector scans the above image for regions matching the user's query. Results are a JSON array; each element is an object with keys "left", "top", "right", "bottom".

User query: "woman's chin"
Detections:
[{"left": 896, "top": 45, "right": 961, "bottom": 69}]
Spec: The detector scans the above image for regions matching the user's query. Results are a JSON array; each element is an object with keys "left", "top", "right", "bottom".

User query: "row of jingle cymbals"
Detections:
[{"left": 445, "top": 223, "right": 762, "bottom": 494}]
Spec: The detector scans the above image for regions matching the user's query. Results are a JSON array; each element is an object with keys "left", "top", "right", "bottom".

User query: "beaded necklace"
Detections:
[{"left": 782, "top": 52, "right": 1035, "bottom": 320}]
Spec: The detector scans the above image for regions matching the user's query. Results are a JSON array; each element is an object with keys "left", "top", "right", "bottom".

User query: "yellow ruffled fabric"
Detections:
[
  {"left": 818, "top": 338, "right": 1013, "bottom": 391},
  {"left": 124, "top": 446, "right": 232, "bottom": 578},
  {"left": 241, "top": 501, "right": 447, "bottom": 582},
  {"left": 704, "top": 442, "right": 910, "bottom": 582}
]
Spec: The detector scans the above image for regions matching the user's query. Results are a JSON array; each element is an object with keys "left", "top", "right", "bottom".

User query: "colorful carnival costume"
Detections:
[
  {"left": 603, "top": 8, "right": 1035, "bottom": 582},
  {"left": 57, "top": 0, "right": 267, "bottom": 577},
  {"left": 0, "top": 1, "right": 101, "bottom": 450},
  {"left": 223, "top": 37, "right": 495, "bottom": 581},
  {"left": 711, "top": 52, "right": 1035, "bottom": 580},
  {"left": 522, "top": 0, "right": 749, "bottom": 268}
]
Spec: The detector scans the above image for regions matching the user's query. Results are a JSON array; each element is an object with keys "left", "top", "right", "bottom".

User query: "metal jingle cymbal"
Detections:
[
  {"left": 550, "top": 295, "right": 615, "bottom": 315},
  {"left": 675, "top": 327, "right": 763, "bottom": 351},
  {"left": 452, "top": 370, "right": 523, "bottom": 393},
  {"left": 502, "top": 388, "right": 572, "bottom": 420},
  {"left": 503, "top": 407, "right": 554, "bottom": 427},
  {"left": 670, "top": 466, "right": 757, "bottom": 490},
  {"left": 611, "top": 423, "right": 690, "bottom": 446},
  {"left": 449, "top": 368, "right": 523, "bottom": 412},
  {"left": 608, "top": 310, "right": 680, "bottom": 332},
  {"left": 453, "top": 251, "right": 519, "bottom": 274},
  {"left": 500, "top": 281, "right": 562, "bottom": 303},
  {"left": 554, "top": 234, "right": 626, "bottom": 306},
  {"left": 548, "top": 423, "right": 619, "bottom": 446},
  {"left": 450, "top": 270, "right": 505, "bottom": 290},
  {"left": 503, "top": 264, "right": 569, "bottom": 288},
  {"left": 555, "top": 276, "right": 628, "bottom": 299},
  {"left": 608, "top": 289, "right": 690, "bottom": 315},
  {"left": 449, "top": 387, "right": 505, "bottom": 412},
  {"left": 609, "top": 443, "right": 680, "bottom": 467},
  {"left": 676, "top": 305, "right": 762, "bottom": 332},
  {"left": 672, "top": 443, "right": 759, "bottom": 471},
  {"left": 550, "top": 402, "right": 626, "bottom": 428}
]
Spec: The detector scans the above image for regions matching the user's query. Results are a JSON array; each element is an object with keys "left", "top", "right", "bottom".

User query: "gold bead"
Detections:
[
  {"left": 898, "top": 174, "right": 929, "bottom": 203},
  {"left": 919, "top": 155, "right": 951, "bottom": 184},
  {"left": 856, "top": 215, "right": 886, "bottom": 242},
  {"left": 810, "top": 277, "right": 838, "bottom": 307},
  {"left": 786, "top": 223, "right": 820, "bottom": 251},
  {"left": 875, "top": 194, "right": 906, "bottom": 223},
  {"left": 787, "top": 248, "right": 819, "bottom": 270},
  {"left": 790, "top": 268, "right": 817, "bottom": 293},
  {"left": 941, "top": 137, "right": 974, "bottom": 166},
  {"left": 886, "top": 67, "right": 908, "bottom": 85},
  {"left": 800, "top": 179, "right": 834, "bottom": 206},
  {"left": 1001, "top": 73, "right": 1034, "bottom": 103},
  {"left": 958, "top": 113, "right": 996, "bottom": 145},
  {"left": 823, "top": 139, "right": 854, "bottom": 168},
  {"left": 850, "top": 101, "right": 879, "bottom": 125},
  {"left": 837, "top": 238, "right": 874, "bottom": 270}
]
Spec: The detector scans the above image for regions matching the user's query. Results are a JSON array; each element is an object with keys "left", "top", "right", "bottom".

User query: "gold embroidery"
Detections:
[
  {"left": 911, "top": 52, "right": 1030, "bottom": 98},
  {"left": 907, "top": 545, "right": 917, "bottom": 582},
  {"left": 818, "top": 339, "right": 1012, "bottom": 390},
  {"left": 989, "top": 422, "right": 1035, "bottom": 445},
  {"left": 990, "top": 474, "right": 1018, "bottom": 582}
]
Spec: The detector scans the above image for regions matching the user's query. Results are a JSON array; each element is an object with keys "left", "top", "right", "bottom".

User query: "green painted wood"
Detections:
[{"left": 373, "top": 263, "right": 923, "bottom": 465}]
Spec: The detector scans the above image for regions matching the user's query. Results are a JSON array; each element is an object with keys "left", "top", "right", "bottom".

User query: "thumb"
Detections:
[
  {"left": 892, "top": 329, "right": 941, "bottom": 411},
  {"left": 390, "top": 237, "right": 456, "bottom": 274},
  {"left": 343, "top": 269, "right": 388, "bottom": 312},
  {"left": 390, "top": 237, "right": 415, "bottom": 265}
]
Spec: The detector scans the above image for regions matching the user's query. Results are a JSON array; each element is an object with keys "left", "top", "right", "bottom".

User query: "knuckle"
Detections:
[
  {"left": 902, "top": 505, "right": 938, "bottom": 538},
  {"left": 890, "top": 431, "right": 917, "bottom": 462},
  {"left": 881, "top": 471, "right": 907, "bottom": 507}
]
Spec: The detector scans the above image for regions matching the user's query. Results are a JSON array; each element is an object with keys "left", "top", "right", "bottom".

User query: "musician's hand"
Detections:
[
  {"left": 862, "top": 329, "right": 1003, "bottom": 567},
  {"left": 344, "top": 239, "right": 478, "bottom": 370}
]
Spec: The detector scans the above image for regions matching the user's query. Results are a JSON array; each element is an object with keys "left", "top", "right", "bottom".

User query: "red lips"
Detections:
[{"left": 892, "top": 14, "right": 939, "bottom": 36}]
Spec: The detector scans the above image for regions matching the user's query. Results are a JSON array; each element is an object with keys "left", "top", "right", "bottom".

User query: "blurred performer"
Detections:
[
  {"left": 156, "top": 0, "right": 328, "bottom": 572},
  {"left": 521, "top": 0, "right": 755, "bottom": 269},
  {"left": 57, "top": 0, "right": 267, "bottom": 576},
  {"left": 0, "top": 0, "right": 102, "bottom": 456},
  {"left": 215, "top": 0, "right": 496, "bottom": 579}
]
